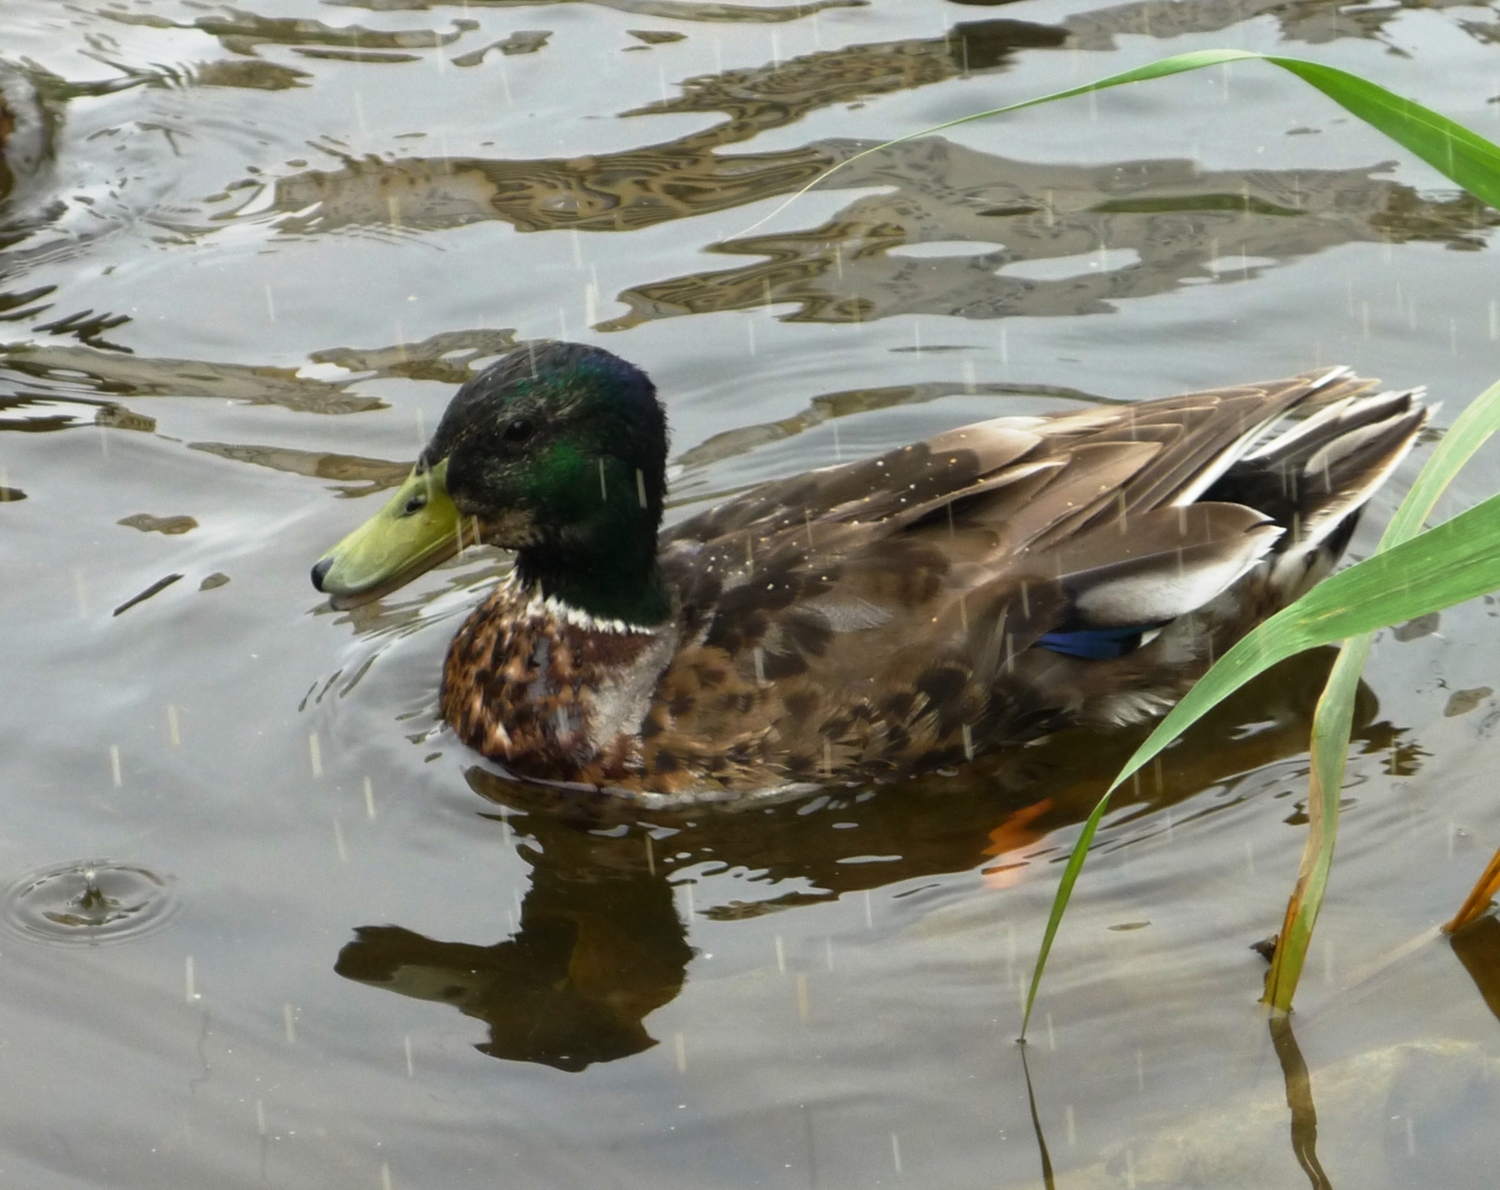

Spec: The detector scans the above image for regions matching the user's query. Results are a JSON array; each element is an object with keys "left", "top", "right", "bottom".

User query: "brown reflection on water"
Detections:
[
  {"left": 1062, "top": 0, "right": 1492, "bottom": 50},
  {"left": 190, "top": 443, "right": 413, "bottom": 496},
  {"left": 0, "top": 390, "right": 157, "bottom": 434},
  {"left": 0, "top": 328, "right": 522, "bottom": 421},
  {"left": 99, "top": 7, "right": 481, "bottom": 58},
  {"left": 0, "top": 378, "right": 423, "bottom": 496},
  {"left": 246, "top": 116, "right": 1496, "bottom": 334},
  {"left": 1449, "top": 915, "right": 1500, "bottom": 1024},
  {"left": 206, "top": 0, "right": 1495, "bottom": 279},
  {"left": 602, "top": 147, "right": 1498, "bottom": 329},
  {"left": 336, "top": 835, "right": 694, "bottom": 1071},
  {"left": 20, "top": 8, "right": 1490, "bottom": 347},
  {"left": 265, "top": 137, "right": 829, "bottom": 237},
  {"left": 336, "top": 0, "right": 869, "bottom": 24},
  {"left": 331, "top": 0, "right": 1495, "bottom": 45},
  {"left": 0, "top": 342, "right": 382, "bottom": 415},
  {"left": 624, "top": 15, "right": 1064, "bottom": 131},
  {"left": 59, "top": 49, "right": 314, "bottom": 93},
  {"left": 0, "top": 337, "right": 1104, "bottom": 501},
  {"left": 0, "top": 331, "right": 558, "bottom": 501},
  {"left": 1270, "top": 1014, "right": 1335, "bottom": 1190},
  {"left": 257, "top": 17, "right": 1058, "bottom": 237},
  {"left": 335, "top": 650, "right": 1407, "bottom": 1071},
  {"left": 1020, "top": 1043, "right": 1060, "bottom": 1190}
]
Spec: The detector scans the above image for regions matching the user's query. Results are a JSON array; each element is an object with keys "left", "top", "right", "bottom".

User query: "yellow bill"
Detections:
[{"left": 312, "top": 459, "right": 468, "bottom": 607}]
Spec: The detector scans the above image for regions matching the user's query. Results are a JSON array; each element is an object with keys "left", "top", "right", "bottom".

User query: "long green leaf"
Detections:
[
  {"left": 1019, "top": 768, "right": 1117, "bottom": 1039},
  {"left": 1023, "top": 476, "right": 1500, "bottom": 1034},
  {"left": 1263, "top": 633, "right": 1374, "bottom": 1008},
  {"left": 750, "top": 50, "right": 1500, "bottom": 240},
  {"left": 1265, "top": 378, "right": 1500, "bottom": 1007}
]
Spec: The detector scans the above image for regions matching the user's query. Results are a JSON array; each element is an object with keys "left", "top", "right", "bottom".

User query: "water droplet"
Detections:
[{"left": 2, "top": 860, "right": 177, "bottom": 944}]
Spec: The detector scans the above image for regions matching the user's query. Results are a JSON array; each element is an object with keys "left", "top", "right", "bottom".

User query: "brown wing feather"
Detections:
[{"left": 642, "top": 369, "right": 1398, "bottom": 791}]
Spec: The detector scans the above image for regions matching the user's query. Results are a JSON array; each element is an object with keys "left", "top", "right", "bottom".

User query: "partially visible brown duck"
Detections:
[{"left": 312, "top": 343, "right": 1426, "bottom": 804}]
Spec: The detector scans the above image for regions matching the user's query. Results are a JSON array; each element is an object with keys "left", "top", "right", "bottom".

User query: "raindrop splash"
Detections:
[{"left": 2, "top": 860, "right": 177, "bottom": 945}]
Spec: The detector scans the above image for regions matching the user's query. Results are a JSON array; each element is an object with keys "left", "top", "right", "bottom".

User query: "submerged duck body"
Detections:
[{"left": 313, "top": 343, "right": 1427, "bottom": 803}]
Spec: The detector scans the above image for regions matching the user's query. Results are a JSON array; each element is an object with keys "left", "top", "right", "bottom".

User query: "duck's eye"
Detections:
[
  {"left": 402, "top": 492, "right": 427, "bottom": 516},
  {"left": 502, "top": 418, "right": 533, "bottom": 443}
]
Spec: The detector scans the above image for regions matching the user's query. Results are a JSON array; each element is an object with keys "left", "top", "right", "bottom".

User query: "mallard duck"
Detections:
[{"left": 312, "top": 343, "right": 1427, "bottom": 803}]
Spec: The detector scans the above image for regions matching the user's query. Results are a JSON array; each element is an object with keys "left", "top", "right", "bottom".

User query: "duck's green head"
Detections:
[{"left": 311, "top": 342, "right": 671, "bottom": 623}]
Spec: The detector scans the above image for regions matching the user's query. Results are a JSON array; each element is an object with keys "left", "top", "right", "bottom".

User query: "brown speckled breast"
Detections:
[{"left": 440, "top": 581, "right": 676, "bottom": 791}]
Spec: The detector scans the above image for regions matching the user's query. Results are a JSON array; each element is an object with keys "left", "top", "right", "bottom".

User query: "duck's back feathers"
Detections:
[{"left": 445, "top": 368, "right": 1427, "bottom": 800}]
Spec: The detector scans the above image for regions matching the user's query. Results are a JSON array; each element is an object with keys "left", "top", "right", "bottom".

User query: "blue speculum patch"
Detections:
[{"left": 1036, "top": 625, "right": 1149, "bottom": 660}]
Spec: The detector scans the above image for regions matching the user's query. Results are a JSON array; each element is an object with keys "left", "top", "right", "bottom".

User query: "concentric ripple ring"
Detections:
[{"left": 1, "top": 860, "right": 178, "bottom": 945}]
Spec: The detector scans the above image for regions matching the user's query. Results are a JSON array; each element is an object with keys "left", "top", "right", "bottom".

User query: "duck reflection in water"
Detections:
[
  {"left": 334, "top": 830, "right": 691, "bottom": 1071},
  {"left": 334, "top": 650, "right": 1405, "bottom": 1072}
]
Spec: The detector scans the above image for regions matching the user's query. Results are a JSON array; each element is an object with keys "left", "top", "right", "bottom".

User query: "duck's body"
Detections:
[{"left": 314, "top": 344, "right": 1427, "bottom": 803}]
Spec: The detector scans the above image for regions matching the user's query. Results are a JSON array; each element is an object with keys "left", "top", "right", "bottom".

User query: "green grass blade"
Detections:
[
  {"left": 1023, "top": 480, "right": 1500, "bottom": 1033},
  {"left": 1265, "top": 377, "right": 1500, "bottom": 1008},
  {"left": 1270, "top": 58, "right": 1500, "bottom": 211},
  {"left": 1019, "top": 791, "right": 1111, "bottom": 1039},
  {"left": 1001, "top": 54, "right": 1500, "bottom": 210},
  {"left": 1264, "top": 637, "right": 1371, "bottom": 1008}
]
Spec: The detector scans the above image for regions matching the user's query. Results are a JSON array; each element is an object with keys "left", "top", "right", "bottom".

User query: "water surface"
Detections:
[{"left": 4, "top": 1, "right": 1500, "bottom": 1185}]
